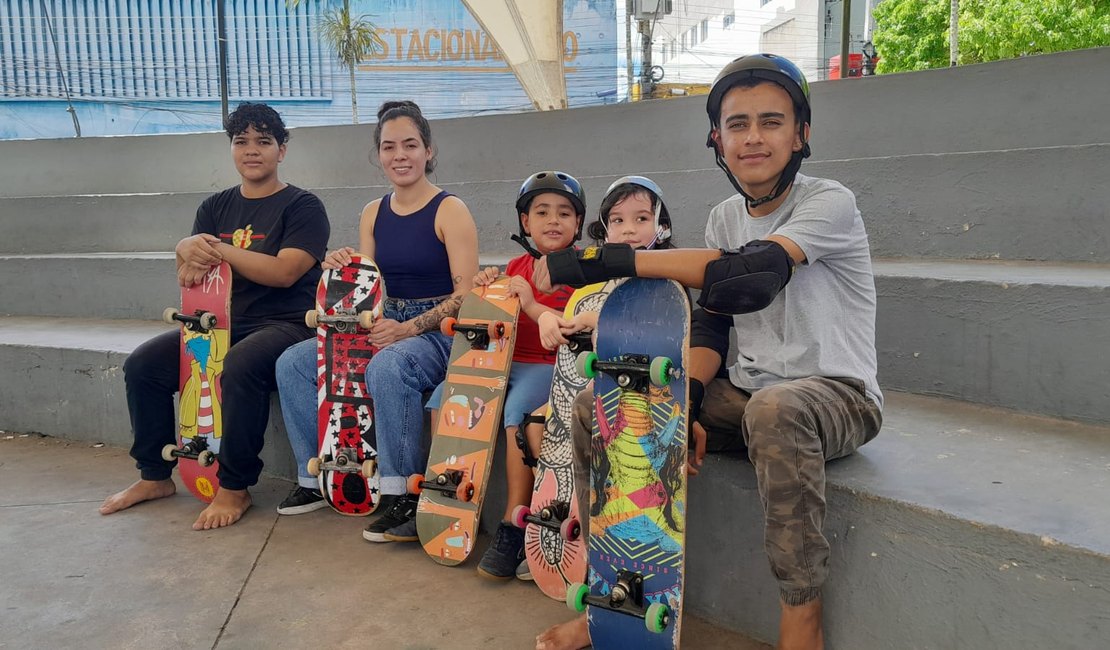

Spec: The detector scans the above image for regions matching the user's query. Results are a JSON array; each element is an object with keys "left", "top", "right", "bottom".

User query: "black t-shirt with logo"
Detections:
[{"left": 192, "top": 185, "right": 330, "bottom": 326}]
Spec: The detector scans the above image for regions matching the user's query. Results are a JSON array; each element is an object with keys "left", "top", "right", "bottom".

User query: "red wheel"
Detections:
[
  {"left": 440, "top": 317, "right": 457, "bottom": 337},
  {"left": 407, "top": 473, "right": 425, "bottom": 495},
  {"left": 560, "top": 517, "right": 581, "bottom": 542},
  {"left": 511, "top": 504, "right": 531, "bottom": 529},
  {"left": 487, "top": 321, "right": 504, "bottom": 340},
  {"left": 456, "top": 480, "right": 475, "bottom": 503}
]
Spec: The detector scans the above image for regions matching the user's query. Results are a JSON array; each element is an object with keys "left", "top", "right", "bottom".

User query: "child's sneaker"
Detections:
[
  {"left": 477, "top": 521, "right": 526, "bottom": 580},
  {"left": 362, "top": 494, "right": 418, "bottom": 543},
  {"left": 276, "top": 486, "right": 327, "bottom": 515},
  {"left": 382, "top": 516, "right": 418, "bottom": 542}
]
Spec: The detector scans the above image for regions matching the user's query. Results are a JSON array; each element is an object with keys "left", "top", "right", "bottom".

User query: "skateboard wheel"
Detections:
[
  {"left": 406, "top": 473, "right": 424, "bottom": 495},
  {"left": 358, "top": 310, "right": 375, "bottom": 330},
  {"left": 560, "top": 517, "right": 581, "bottom": 542},
  {"left": 649, "top": 356, "right": 673, "bottom": 387},
  {"left": 197, "top": 450, "right": 216, "bottom": 467},
  {"left": 510, "top": 504, "right": 530, "bottom": 529},
  {"left": 162, "top": 307, "right": 179, "bottom": 325},
  {"left": 360, "top": 459, "right": 377, "bottom": 478},
  {"left": 305, "top": 310, "right": 319, "bottom": 329},
  {"left": 440, "top": 317, "right": 457, "bottom": 337},
  {"left": 198, "top": 312, "right": 218, "bottom": 331},
  {"left": 575, "top": 352, "right": 597, "bottom": 379},
  {"left": 161, "top": 444, "right": 178, "bottom": 462},
  {"left": 455, "top": 480, "right": 475, "bottom": 503},
  {"left": 486, "top": 321, "right": 504, "bottom": 340},
  {"left": 307, "top": 457, "right": 322, "bottom": 477},
  {"left": 566, "top": 583, "right": 589, "bottom": 613},
  {"left": 645, "top": 602, "right": 670, "bottom": 633}
]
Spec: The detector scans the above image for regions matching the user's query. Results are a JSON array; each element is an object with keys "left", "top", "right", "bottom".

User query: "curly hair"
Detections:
[
  {"left": 373, "top": 100, "right": 436, "bottom": 174},
  {"left": 223, "top": 102, "right": 289, "bottom": 145}
]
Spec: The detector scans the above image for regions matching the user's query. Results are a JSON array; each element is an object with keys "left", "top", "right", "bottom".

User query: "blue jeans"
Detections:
[{"left": 275, "top": 297, "right": 452, "bottom": 493}]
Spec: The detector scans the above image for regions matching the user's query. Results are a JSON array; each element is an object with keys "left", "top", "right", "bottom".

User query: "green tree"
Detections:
[
  {"left": 872, "top": 0, "right": 1110, "bottom": 73},
  {"left": 286, "top": 1, "right": 386, "bottom": 124}
]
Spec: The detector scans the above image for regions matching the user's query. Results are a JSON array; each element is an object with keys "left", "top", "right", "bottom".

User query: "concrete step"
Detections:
[
  {"left": 3, "top": 316, "right": 1108, "bottom": 648},
  {"left": 874, "top": 258, "right": 1110, "bottom": 425}
]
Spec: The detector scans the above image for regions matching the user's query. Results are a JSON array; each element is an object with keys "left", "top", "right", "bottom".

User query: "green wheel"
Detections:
[
  {"left": 645, "top": 601, "right": 670, "bottom": 633},
  {"left": 566, "top": 583, "right": 589, "bottom": 613},
  {"left": 649, "top": 356, "right": 672, "bottom": 387},
  {"left": 575, "top": 352, "right": 598, "bottom": 379}
]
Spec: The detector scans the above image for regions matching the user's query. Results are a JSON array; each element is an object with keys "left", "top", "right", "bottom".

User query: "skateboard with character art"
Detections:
[
  {"left": 410, "top": 276, "right": 519, "bottom": 566},
  {"left": 565, "top": 278, "right": 690, "bottom": 648},
  {"left": 161, "top": 261, "right": 232, "bottom": 503}
]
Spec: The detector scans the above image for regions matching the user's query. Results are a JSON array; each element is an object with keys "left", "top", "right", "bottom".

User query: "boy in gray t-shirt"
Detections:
[{"left": 535, "top": 54, "right": 881, "bottom": 650}]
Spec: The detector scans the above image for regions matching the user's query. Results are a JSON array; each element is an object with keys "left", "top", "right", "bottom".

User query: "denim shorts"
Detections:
[{"left": 426, "top": 361, "right": 554, "bottom": 429}]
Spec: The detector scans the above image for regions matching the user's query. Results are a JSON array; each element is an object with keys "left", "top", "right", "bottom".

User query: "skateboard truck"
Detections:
[
  {"left": 162, "top": 307, "right": 219, "bottom": 333},
  {"left": 565, "top": 330, "right": 594, "bottom": 354},
  {"left": 440, "top": 317, "right": 507, "bottom": 349},
  {"left": 408, "top": 468, "right": 475, "bottom": 503},
  {"left": 307, "top": 449, "right": 376, "bottom": 478},
  {"left": 566, "top": 570, "right": 672, "bottom": 633},
  {"left": 162, "top": 437, "right": 216, "bottom": 467},
  {"left": 305, "top": 307, "right": 375, "bottom": 331},
  {"left": 575, "top": 352, "right": 676, "bottom": 394},
  {"left": 510, "top": 502, "right": 581, "bottom": 541}
]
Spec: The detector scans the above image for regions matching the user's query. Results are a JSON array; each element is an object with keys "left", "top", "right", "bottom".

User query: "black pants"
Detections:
[{"left": 124, "top": 320, "right": 311, "bottom": 490}]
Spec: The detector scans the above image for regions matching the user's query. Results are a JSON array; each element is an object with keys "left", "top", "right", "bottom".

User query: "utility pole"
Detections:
[
  {"left": 949, "top": 0, "right": 959, "bottom": 66},
  {"left": 217, "top": 0, "right": 230, "bottom": 124},
  {"left": 840, "top": 0, "right": 852, "bottom": 80},
  {"left": 639, "top": 18, "right": 653, "bottom": 97},
  {"left": 625, "top": 1, "right": 634, "bottom": 99}
]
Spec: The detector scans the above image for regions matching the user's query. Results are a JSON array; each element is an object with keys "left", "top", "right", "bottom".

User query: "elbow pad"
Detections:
[
  {"left": 547, "top": 244, "right": 637, "bottom": 288},
  {"left": 691, "top": 307, "right": 732, "bottom": 361},
  {"left": 696, "top": 240, "right": 794, "bottom": 314}
]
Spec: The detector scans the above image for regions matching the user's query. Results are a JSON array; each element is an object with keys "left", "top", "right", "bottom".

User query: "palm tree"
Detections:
[{"left": 286, "top": 1, "right": 385, "bottom": 124}]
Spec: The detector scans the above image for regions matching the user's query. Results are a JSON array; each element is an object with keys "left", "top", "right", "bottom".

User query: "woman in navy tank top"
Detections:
[{"left": 274, "top": 101, "right": 480, "bottom": 536}]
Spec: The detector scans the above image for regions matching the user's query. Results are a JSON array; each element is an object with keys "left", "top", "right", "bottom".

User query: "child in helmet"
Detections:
[
  {"left": 534, "top": 54, "right": 882, "bottom": 650},
  {"left": 425, "top": 171, "right": 586, "bottom": 580}
]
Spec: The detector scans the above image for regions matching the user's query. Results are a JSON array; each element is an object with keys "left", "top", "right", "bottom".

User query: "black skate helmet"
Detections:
[
  {"left": 514, "top": 170, "right": 587, "bottom": 246},
  {"left": 705, "top": 53, "right": 812, "bottom": 208}
]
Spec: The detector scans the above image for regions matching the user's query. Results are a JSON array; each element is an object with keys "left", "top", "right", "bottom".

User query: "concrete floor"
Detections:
[{"left": 0, "top": 434, "right": 770, "bottom": 650}]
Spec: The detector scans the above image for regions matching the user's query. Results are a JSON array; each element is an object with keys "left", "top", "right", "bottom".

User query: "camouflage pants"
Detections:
[{"left": 570, "top": 376, "right": 881, "bottom": 606}]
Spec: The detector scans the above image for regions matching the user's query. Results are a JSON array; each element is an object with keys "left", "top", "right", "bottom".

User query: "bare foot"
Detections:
[
  {"left": 192, "top": 488, "right": 252, "bottom": 530},
  {"left": 99, "top": 479, "right": 176, "bottom": 514},
  {"left": 778, "top": 598, "right": 823, "bottom": 650},
  {"left": 536, "top": 615, "right": 590, "bottom": 650}
]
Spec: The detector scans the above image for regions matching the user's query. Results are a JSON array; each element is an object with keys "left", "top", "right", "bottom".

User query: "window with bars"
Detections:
[{"left": 0, "top": 0, "right": 326, "bottom": 100}]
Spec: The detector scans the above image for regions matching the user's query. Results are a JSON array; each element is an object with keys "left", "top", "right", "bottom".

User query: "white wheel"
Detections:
[
  {"left": 161, "top": 444, "right": 177, "bottom": 462},
  {"left": 162, "top": 307, "right": 179, "bottom": 325},
  {"left": 307, "top": 456, "right": 322, "bottom": 476},
  {"left": 305, "top": 310, "right": 319, "bottom": 329}
]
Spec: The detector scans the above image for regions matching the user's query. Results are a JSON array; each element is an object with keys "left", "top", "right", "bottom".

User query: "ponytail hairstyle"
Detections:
[{"left": 373, "top": 100, "right": 436, "bottom": 174}]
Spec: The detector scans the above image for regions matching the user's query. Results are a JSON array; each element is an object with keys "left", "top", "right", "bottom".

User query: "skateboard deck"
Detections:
[
  {"left": 567, "top": 278, "right": 690, "bottom": 648},
  {"left": 305, "top": 254, "right": 384, "bottom": 515},
  {"left": 161, "top": 261, "right": 232, "bottom": 503},
  {"left": 413, "top": 277, "right": 519, "bottom": 566},
  {"left": 514, "top": 280, "right": 617, "bottom": 600}
]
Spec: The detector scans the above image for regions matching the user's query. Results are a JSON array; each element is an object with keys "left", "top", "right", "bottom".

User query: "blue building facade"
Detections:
[{"left": 0, "top": 0, "right": 620, "bottom": 139}]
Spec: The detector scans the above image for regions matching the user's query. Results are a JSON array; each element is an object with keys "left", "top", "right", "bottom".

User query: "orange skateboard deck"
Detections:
[
  {"left": 305, "top": 254, "right": 384, "bottom": 515},
  {"left": 514, "top": 280, "right": 616, "bottom": 599},
  {"left": 161, "top": 261, "right": 232, "bottom": 503},
  {"left": 412, "top": 277, "right": 519, "bottom": 566}
]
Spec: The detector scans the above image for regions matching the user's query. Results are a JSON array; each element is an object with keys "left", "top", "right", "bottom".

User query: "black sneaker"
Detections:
[
  {"left": 362, "top": 494, "right": 418, "bottom": 543},
  {"left": 477, "top": 522, "right": 525, "bottom": 580},
  {"left": 276, "top": 486, "right": 327, "bottom": 515}
]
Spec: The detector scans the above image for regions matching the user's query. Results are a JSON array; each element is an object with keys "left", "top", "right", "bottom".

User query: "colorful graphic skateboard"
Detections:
[
  {"left": 411, "top": 277, "right": 519, "bottom": 566},
  {"left": 161, "top": 261, "right": 232, "bottom": 503},
  {"left": 513, "top": 281, "right": 617, "bottom": 600},
  {"left": 566, "top": 278, "right": 690, "bottom": 648},
  {"left": 305, "top": 254, "right": 385, "bottom": 515}
]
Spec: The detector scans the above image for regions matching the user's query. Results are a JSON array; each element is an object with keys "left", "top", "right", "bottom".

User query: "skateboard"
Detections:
[
  {"left": 304, "top": 254, "right": 385, "bottom": 515},
  {"left": 565, "top": 278, "right": 690, "bottom": 648},
  {"left": 410, "top": 277, "right": 519, "bottom": 566},
  {"left": 513, "top": 280, "right": 617, "bottom": 600},
  {"left": 161, "top": 261, "right": 232, "bottom": 503}
]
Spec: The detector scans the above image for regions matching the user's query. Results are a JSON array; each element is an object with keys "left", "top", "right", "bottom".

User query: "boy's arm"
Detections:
[{"left": 214, "top": 244, "right": 317, "bottom": 288}]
